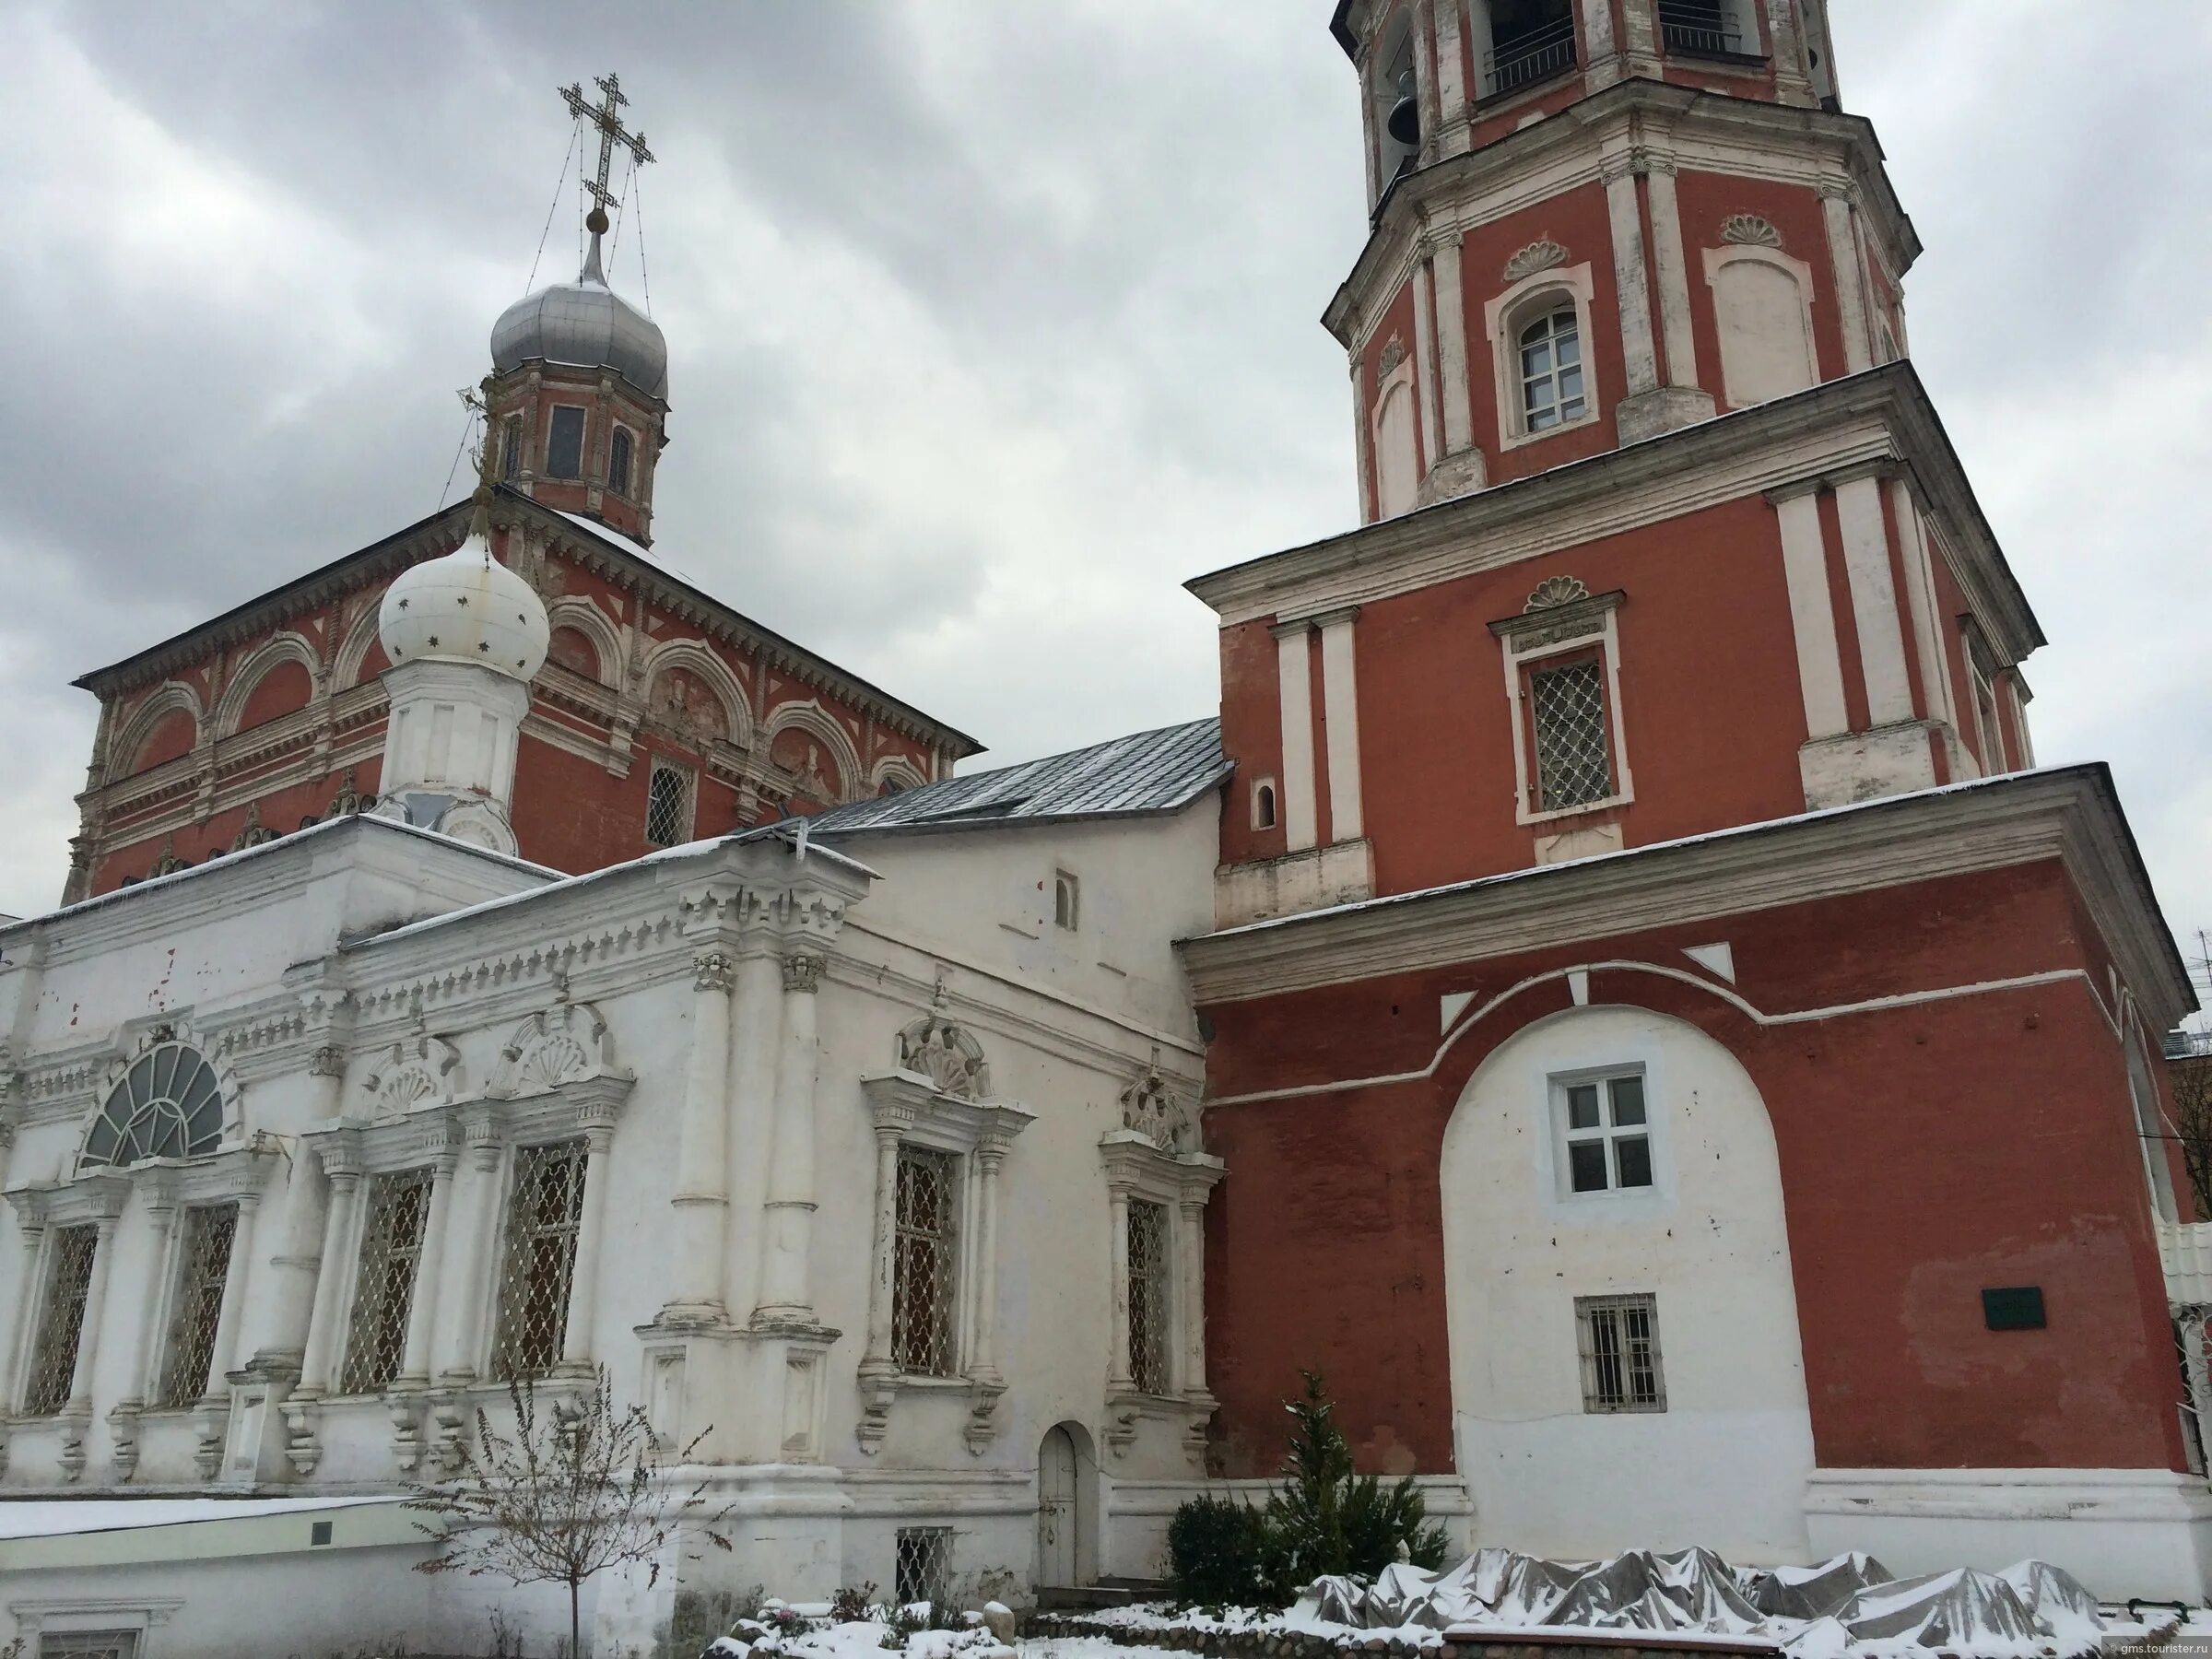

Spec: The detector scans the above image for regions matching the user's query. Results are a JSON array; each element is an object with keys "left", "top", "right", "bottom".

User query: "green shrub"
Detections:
[{"left": 1167, "top": 1493, "right": 1275, "bottom": 1606}]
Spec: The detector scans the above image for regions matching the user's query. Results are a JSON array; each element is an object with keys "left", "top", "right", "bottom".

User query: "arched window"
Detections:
[
  {"left": 83, "top": 1042, "right": 226, "bottom": 1168},
  {"left": 500, "top": 418, "right": 523, "bottom": 481},
  {"left": 1519, "top": 308, "right": 1585, "bottom": 432},
  {"left": 1253, "top": 781, "right": 1278, "bottom": 830},
  {"left": 608, "top": 427, "right": 634, "bottom": 496}
]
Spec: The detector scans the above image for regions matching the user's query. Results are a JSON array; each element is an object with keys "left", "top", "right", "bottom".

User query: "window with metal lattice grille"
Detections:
[
  {"left": 339, "top": 1169, "right": 431, "bottom": 1396},
  {"left": 644, "top": 761, "right": 694, "bottom": 848},
  {"left": 892, "top": 1145, "right": 959, "bottom": 1377},
  {"left": 491, "top": 1138, "right": 588, "bottom": 1381},
  {"left": 37, "top": 1633, "right": 138, "bottom": 1659},
  {"left": 1126, "top": 1199, "right": 1171, "bottom": 1394},
  {"left": 1528, "top": 654, "right": 1615, "bottom": 810},
  {"left": 25, "top": 1224, "right": 99, "bottom": 1417},
  {"left": 894, "top": 1524, "right": 954, "bottom": 1607},
  {"left": 159, "top": 1203, "right": 237, "bottom": 1406},
  {"left": 1575, "top": 1293, "right": 1665, "bottom": 1413}
]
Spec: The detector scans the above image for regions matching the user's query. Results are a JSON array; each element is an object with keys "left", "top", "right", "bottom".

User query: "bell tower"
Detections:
[
  {"left": 485, "top": 74, "right": 669, "bottom": 547},
  {"left": 1327, "top": 0, "right": 1896, "bottom": 520}
]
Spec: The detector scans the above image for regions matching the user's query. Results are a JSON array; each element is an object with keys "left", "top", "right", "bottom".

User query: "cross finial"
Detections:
[{"left": 559, "top": 72, "right": 653, "bottom": 235}]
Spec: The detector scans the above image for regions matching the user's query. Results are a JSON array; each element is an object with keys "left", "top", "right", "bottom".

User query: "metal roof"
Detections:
[{"left": 803, "top": 717, "right": 1229, "bottom": 837}]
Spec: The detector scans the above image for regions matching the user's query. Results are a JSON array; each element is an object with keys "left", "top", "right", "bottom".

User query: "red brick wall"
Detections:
[{"left": 1198, "top": 858, "right": 2187, "bottom": 1478}]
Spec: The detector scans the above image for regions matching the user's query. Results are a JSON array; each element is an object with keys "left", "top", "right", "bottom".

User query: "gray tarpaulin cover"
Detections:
[{"left": 1301, "top": 1547, "right": 2106, "bottom": 1654}]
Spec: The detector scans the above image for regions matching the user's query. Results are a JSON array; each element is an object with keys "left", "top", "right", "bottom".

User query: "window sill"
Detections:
[
  {"left": 1475, "top": 61, "right": 1581, "bottom": 114},
  {"left": 1661, "top": 44, "right": 1770, "bottom": 71},
  {"left": 1495, "top": 409, "right": 1601, "bottom": 456},
  {"left": 1516, "top": 792, "right": 1631, "bottom": 830}
]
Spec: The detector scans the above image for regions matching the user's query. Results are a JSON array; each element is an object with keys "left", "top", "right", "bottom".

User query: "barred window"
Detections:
[
  {"left": 895, "top": 1524, "right": 954, "bottom": 1608},
  {"left": 892, "top": 1145, "right": 959, "bottom": 1377},
  {"left": 1127, "top": 1199, "right": 1171, "bottom": 1394},
  {"left": 340, "top": 1169, "right": 432, "bottom": 1396},
  {"left": 609, "top": 425, "right": 635, "bottom": 495},
  {"left": 644, "top": 761, "right": 693, "bottom": 848},
  {"left": 1528, "top": 655, "right": 1615, "bottom": 810},
  {"left": 1576, "top": 1293, "right": 1665, "bottom": 1413},
  {"left": 491, "top": 1138, "right": 588, "bottom": 1381},
  {"left": 37, "top": 1635, "right": 138, "bottom": 1659},
  {"left": 83, "top": 1041, "right": 225, "bottom": 1169},
  {"left": 25, "top": 1224, "right": 99, "bottom": 1418},
  {"left": 159, "top": 1203, "right": 238, "bottom": 1406}
]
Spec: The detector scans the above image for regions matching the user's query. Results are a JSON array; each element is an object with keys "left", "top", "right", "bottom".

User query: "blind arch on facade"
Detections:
[{"left": 82, "top": 1042, "right": 227, "bottom": 1168}]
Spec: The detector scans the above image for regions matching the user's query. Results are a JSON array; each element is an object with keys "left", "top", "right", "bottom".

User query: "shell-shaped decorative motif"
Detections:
[
  {"left": 1524, "top": 574, "right": 1592, "bottom": 612},
  {"left": 1720, "top": 214, "right": 1783, "bottom": 248},
  {"left": 1503, "top": 239, "right": 1570, "bottom": 282}
]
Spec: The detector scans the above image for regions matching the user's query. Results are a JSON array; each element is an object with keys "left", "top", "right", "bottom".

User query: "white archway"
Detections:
[
  {"left": 762, "top": 698, "right": 865, "bottom": 802},
  {"left": 211, "top": 632, "right": 324, "bottom": 738},
  {"left": 109, "top": 681, "right": 205, "bottom": 775},
  {"left": 1440, "top": 1003, "right": 1816, "bottom": 1561},
  {"left": 641, "top": 638, "right": 754, "bottom": 747},
  {"left": 543, "top": 597, "right": 624, "bottom": 690}
]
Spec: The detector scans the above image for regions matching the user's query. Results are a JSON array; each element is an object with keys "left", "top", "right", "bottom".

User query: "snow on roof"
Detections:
[
  {"left": 801, "top": 717, "right": 1229, "bottom": 837},
  {"left": 0, "top": 1494, "right": 406, "bottom": 1540}
]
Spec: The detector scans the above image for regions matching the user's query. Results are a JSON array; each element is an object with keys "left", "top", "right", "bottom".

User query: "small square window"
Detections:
[
  {"left": 1576, "top": 1293, "right": 1665, "bottom": 1412},
  {"left": 895, "top": 1524, "right": 954, "bottom": 1607},
  {"left": 1053, "top": 870, "right": 1079, "bottom": 931},
  {"left": 1556, "top": 1068, "right": 1653, "bottom": 1197}
]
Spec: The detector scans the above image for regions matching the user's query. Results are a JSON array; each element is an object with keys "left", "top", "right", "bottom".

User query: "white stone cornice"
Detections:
[
  {"left": 1179, "top": 765, "right": 2193, "bottom": 1037},
  {"left": 6, "top": 1171, "right": 132, "bottom": 1230},
  {"left": 860, "top": 1072, "right": 1036, "bottom": 1156},
  {"left": 1099, "top": 1129, "right": 1225, "bottom": 1204}
]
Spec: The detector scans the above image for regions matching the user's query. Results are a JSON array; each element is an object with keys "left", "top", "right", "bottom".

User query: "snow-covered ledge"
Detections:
[
  {"left": 855, "top": 1059, "right": 1035, "bottom": 1456},
  {"left": 1100, "top": 1065, "right": 1223, "bottom": 1464}
]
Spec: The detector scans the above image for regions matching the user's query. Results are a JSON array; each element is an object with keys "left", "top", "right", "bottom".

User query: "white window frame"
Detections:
[
  {"left": 1053, "top": 869, "right": 1080, "bottom": 932},
  {"left": 644, "top": 759, "right": 697, "bottom": 848},
  {"left": 1485, "top": 262, "right": 1599, "bottom": 452},
  {"left": 1550, "top": 1065, "right": 1656, "bottom": 1201},
  {"left": 1493, "top": 587, "right": 1634, "bottom": 827},
  {"left": 1371, "top": 347, "right": 1422, "bottom": 520},
  {"left": 1574, "top": 1292, "right": 1668, "bottom": 1414},
  {"left": 1251, "top": 776, "right": 1279, "bottom": 831},
  {"left": 1700, "top": 243, "right": 1819, "bottom": 409},
  {"left": 1961, "top": 623, "right": 2006, "bottom": 778}
]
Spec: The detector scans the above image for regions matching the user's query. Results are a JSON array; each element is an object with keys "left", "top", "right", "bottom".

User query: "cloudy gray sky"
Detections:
[{"left": 3, "top": 1, "right": 2208, "bottom": 995}]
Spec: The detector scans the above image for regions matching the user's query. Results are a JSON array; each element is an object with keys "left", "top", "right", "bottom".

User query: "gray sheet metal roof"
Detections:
[{"left": 804, "top": 717, "right": 1228, "bottom": 837}]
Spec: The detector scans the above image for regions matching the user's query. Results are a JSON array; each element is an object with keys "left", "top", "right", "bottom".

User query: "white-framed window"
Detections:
[
  {"left": 1964, "top": 630, "right": 2006, "bottom": 778},
  {"left": 895, "top": 1524, "right": 955, "bottom": 1607},
  {"left": 1371, "top": 345, "right": 1421, "bottom": 520},
  {"left": 338, "top": 1167, "right": 431, "bottom": 1397},
  {"left": 157, "top": 1202, "right": 237, "bottom": 1407},
  {"left": 546, "top": 406, "right": 587, "bottom": 480},
  {"left": 1053, "top": 869, "right": 1080, "bottom": 932},
  {"left": 1554, "top": 1068, "right": 1653, "bottom": 1196},
  {"left": 23, "top": 1224, "right": 99, "bottom": 1418},
  {"left": 1252, "top": 778, "right": 1278, "bottom": 830},
  {"left": 82, "top": 1041, "right": 226, "bottom": 1170},
  {"left": 1575, "top": 1292, "right": 1666, "bottom": 1412},
  {"left": 644, "top": 760, "right": 695, "bottom": 848},
  {"left": 1126, "top": 1198, "right": 1171, "bottom": 1395},
  {"left": 489, "top": 1136, "right": 588, "bottom": 1382},
  {"left": 891, "top": 1143, "right": 960, "bottom": 1378},
  {"left": 1493, "top": 579, "right": 1633, "bottom": 826},
  {"left": 1485, "top": 262, "right": 1599, "bottom": 450},
  {"left": 37, "top": 1634, "right": 140, "bottom": 1659},
  {"left": 1518, "top": 307, "right": 1586, "bottom": 433},
  {"left": 1701, "top": 243, "right": 1818, "bottom": 409}
]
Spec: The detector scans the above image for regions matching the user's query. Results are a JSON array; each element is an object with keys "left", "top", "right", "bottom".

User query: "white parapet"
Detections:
[{"left": 2161, "top": 1219, "right": 2212, "bottom": 1309}]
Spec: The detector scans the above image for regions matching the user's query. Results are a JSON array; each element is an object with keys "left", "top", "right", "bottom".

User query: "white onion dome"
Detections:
[
  {"left": 488, "top": 225, "right": 668, "bottom": 400},
  {"left": 379, "top": 520, "right": 549, "bottom": 681}
]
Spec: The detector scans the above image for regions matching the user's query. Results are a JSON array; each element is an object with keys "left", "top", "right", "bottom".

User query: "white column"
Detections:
[
  {"left": 201, "top": 1194, "right": 262, "bottom": 1399},
  {"left": 1350, "top": 359, "right": 1376, "bottom": 523},
  {"left": 859, "top": 1122, "right": 902, "bottom": 1373},
  {"left": 665, "top": 948, "right": 736, "bottom": 1322},
  {"left": 1106, "top": 1185, "right": 1134, "bottom": 1394},
  {"left": 118, "top": 1192, "right": 182, "bottom": 1408},
  {"left": 1412, "top": 258, "right": 1441, "bottom": 481},
  {"left": 1890, "top": 477, "right": 1957, "bottom": 733},
  {"left": 436, "top": 1117, "right": 504, "bottom": 1384},
  {"left": 1617, "top": 0, "right": 1663, "bottom": 76},
  {"left": 257, "top": 1046, "right": 344, "bottom": 1370},
  {"left": 558, "top": 1112, "right": 618, "bottom": 1371},
  {"left": 969, "top": 1145, "right": 1006, "bottom": 1384},
  {"left": 1430, "top": 0, "right": 1471, "bottom": 156},
  {"left": 396, "top": 1150, "right": 458, "bottom": 1387},
  {"left": 1602, "top": 156, "right": 1661, "bottom": 399},
  {"left": 1430, "top": 236, "right": 1474, "bottom": 459},
  {"left": 1177, "top": 1197, "right": 1207, "bottom": 1395},
  {"left": 1273, "top": 624, "right": 1319, "bottom": 853},
  {"left": 1643, "top": 159, "right": 1701, "bottom": 394},
  {"left": 755, "top": 952, "right": 825, "bottom": 1324},
  {"left": 1834, "top": 474, "right": 1915, "bottom": 724},
  {"left": 1773, "top": 488, "right": 1849, "bottom": 739},
  {"left": 1820, "top": 184, "right": 1874, "bottom": 374},
  {"left": 1579, "top": 0, "right": 1624, "bottom": 87},
  {"left": 1316, "top": 610, "right": 1365, "bottom": 842},
  {"left": 295, "top": 1167, "right": 360, "bottom": 1397},
  {"left": 65, "top": 1215, "right": 122, "bottom": 1415}
]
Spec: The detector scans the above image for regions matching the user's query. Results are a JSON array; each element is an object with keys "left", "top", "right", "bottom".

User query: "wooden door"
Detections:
[{"left": 1038, "top": 1425, "right": 1079, "bottom": 1586}]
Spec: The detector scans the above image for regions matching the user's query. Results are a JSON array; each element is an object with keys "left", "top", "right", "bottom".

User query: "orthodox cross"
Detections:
[{"left": 559, "top": 72, "right": 654, "bottom": 225}]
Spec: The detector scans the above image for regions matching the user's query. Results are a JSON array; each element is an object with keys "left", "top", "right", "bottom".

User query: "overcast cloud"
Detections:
[{"left": 3, "top": 1, "right": 2208, "bottom": 1000}]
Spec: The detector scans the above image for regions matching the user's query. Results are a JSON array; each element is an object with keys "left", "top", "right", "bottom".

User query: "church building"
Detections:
[{"left": 0, "top": 13, "right": 2203, "bottom": 1655}]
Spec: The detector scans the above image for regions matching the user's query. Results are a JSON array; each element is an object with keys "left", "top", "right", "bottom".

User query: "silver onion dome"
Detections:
[{"left": 489, "top": 228, "right": 668, "bottom": 400}]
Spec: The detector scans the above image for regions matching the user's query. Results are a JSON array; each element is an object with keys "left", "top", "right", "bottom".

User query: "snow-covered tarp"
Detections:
[{"left": 1299, "top": 1547, "right": 2111, "bottom": 1657}]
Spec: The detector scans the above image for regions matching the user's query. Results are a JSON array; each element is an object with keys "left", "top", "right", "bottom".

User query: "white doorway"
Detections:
[{"left": 1037, "top": 1422, "right": 1089, "bottom": 1587}]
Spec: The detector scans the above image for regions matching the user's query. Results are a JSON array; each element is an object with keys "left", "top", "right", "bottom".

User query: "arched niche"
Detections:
[
  {"left": 1439, "top": 1002, "right": 1815, "bottom": 1561},
  {"left": 113, "top": 685, "right": 203, "bottom": 775},
  {"left": 641, "top": 639, "right": 753, "bottom": 747}
]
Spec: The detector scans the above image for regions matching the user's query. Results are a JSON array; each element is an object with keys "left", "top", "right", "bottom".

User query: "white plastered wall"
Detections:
[{"left": 1439, "top": 1004, "right": 1817, "bottom": 1563}]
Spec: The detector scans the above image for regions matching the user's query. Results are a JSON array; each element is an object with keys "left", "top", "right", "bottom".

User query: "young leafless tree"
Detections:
[{"left": 413, "top": 1365, "right": 728, "bottom": 1659}]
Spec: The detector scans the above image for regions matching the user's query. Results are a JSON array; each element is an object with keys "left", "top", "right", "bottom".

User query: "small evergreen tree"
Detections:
[{"left": 1263, "top": 1371, "right": 1447, "bottom": 1599}]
